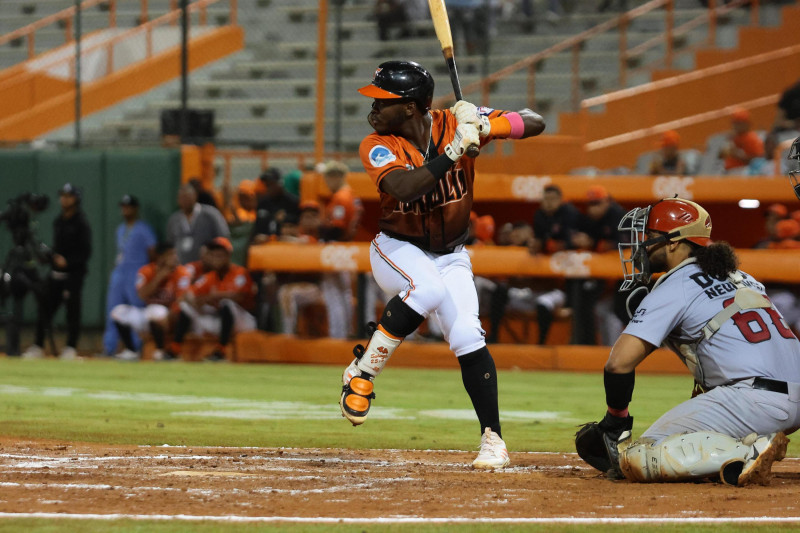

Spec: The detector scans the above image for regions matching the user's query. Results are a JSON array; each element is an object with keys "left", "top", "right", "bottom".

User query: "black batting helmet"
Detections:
[{"left": 358, "top": 60, "right": 434, "bottom": 110}]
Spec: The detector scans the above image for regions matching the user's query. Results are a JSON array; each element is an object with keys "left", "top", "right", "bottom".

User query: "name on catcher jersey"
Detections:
[
  {"left": 359, "top": 108, "right": 507, "bottom": 252},
  {"left": 623, "top": 262, "right": 800, "bottom": 388}
]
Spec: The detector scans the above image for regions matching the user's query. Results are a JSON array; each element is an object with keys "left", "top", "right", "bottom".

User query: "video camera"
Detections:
[{"left": 0, "top": 193, "right": 52, "bottom": 296}]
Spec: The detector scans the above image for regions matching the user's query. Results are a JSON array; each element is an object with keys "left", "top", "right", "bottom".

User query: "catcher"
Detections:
[{"left": 576, "top": 197, "right": 800, "bottom": 486}]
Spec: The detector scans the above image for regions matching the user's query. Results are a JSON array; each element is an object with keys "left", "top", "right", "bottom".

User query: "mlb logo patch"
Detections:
[
  {"left": 477, "top": 106, "right": 495, "bottom": 116},
  {"left": 368, "top": 145, "right": 397, "bottom": 168}
]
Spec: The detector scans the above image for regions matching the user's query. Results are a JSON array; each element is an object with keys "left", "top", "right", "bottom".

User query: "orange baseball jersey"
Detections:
[
  {"left": 724, "top": 131, "right": 765, "bottom": 170},
  {"left": 325, "top": 185, "right": 363, "bottom": 239},
  {"left": 136, "top": 263, "right": 192, "bottom": 307},
  {"left": 359, "top": 107, "right": 508, "bottom": 252},
  {"left": 184, "top": 260, "right": 207, "bottom": 283},
  {"left": 190, "top": 264, "right": 256, "bottom": 311}
]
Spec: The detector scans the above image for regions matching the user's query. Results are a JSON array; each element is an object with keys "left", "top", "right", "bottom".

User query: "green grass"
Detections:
[
  {"left": 1, "top": 357, "right": 798, "bottom": 533},
  {"left": 0, "top": 357, "right": 796, "bottom": 456}
]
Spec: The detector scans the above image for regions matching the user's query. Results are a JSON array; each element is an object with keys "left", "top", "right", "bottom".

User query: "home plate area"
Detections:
[{"left": 0, "top": 439, "right": 799, "bottom": 525}]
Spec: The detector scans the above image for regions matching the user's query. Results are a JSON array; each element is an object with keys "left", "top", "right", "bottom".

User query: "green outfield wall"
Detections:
[{"left": 0, "top": 148, "right": 181, "bottom": 334}]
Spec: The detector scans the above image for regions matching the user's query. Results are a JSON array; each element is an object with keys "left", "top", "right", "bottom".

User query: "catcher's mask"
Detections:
[
  {"left": 788, "top": 135, "right": 800, "bottom": 201},
  {"left": 617, "top": 197, "right": 712, "bottom": 290}
]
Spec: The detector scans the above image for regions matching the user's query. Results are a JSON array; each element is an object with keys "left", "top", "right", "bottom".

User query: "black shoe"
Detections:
[{"left": 204, "top": 350, "right": 226, "bottom": 362}]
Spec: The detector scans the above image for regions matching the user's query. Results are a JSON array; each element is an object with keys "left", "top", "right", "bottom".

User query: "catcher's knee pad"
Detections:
[
  {"left": 619, "top": 432, "right": 749, "bottom": 482},
  {"left": 340, "top": 376, "right": 375, "bottom": 426}
]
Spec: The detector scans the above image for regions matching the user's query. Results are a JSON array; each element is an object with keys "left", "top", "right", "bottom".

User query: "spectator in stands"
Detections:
[
  {"left": 765, "top": 82, "right": 800, "bottom": 172},
  {"left": 572, "top": 185, "right": 626, "bottom": 346},
  {"left": 282, "top": 169, "right": 303, "bottom": 198},
  {"left": 753, "top": 203, "right": 788, "bottom": 249},
  {"left": 110, "top": 243, "right": 191, "bottom": 361},
  {"left": 101, "top": 195, "right": 157, "bottom": 357},
  {"left": 251, "top": 168, "right": 300, "bottom": 244},
  {"left": 530, "top": 184, "right": 580, "bottom": 254},
  {"left": 226, "top": 179, "right": 258, "bottom": 226},
  {"left": 166, "top": 184, "right": 230, "bottom": 264},
  {"left": 373, "top": 0, "right": 412, "bottom": 41},
  {"left": 278, "top": 199, "right": 360, "bottom": 339},
  {"left": 446, "top": 0, "right": 492, "bottom": 57},
  {"left": 718, "top": 108, "right": 766, "bottom": 175},
  {"left": 572, "top": 185, "right": 625, "bottom": 253},
  {"left": 23, "top": 183, "right": 92, "bottom": 360},
  {"left": 468, "top": 211, "right": 496, "bottom": 246},
  {"left": 319, "top": 161, "right": 364, "bottom": 242},
  {"left": 649, "top": 130, "right": 689, "bottom": 176},
  {"left": 171, "top": 237, "right": 256, "bottom": 362},
  {"left": 767, "top": 219, "right": 800, "bottom": 250},
  {"left": 482, "top": 221, "right": 567, "bottom": 345},
  {"left": 188, "top": 177, "right": 219, "bottom": 210}
]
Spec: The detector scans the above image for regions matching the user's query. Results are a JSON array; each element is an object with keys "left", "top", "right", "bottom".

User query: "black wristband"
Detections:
[
  {"left": 604, "top": 369, "right": 635, "bottom": 410},
  {"left": 426, "top": 153, "right": 454, "bottom": 182}
]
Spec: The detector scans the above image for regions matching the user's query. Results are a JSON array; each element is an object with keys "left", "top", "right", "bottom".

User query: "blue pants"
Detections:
[{"left": 103, "top": 266, "right": 143, "bottom": 355}]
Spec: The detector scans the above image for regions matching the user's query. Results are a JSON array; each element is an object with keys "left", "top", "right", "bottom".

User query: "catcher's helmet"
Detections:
[
  {"left": 357, "top": 60, "right": 434, "bottom": 110},
  {"left": 788, "top": 135, "right": 800, "bottom": 201},
  {"left": 617, "top": 198, "right": 712, "bottom": 290}
]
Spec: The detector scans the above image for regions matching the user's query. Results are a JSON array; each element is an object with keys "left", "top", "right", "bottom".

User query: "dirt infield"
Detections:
[{"left": 1, "top": 437, "right": 799, "bottom": 525}]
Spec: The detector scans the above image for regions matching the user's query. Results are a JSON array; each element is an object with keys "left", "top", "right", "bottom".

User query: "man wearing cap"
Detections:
[
  {"left": 572, "top": 185, "right": 627, "bottom": 346},
  {"left": 719, "top": 108, "right": 766, "bottom": 174},
  {"left": 250, "top": 168, "right": 300, "bottom": 245},
  {"left": 166, "top": 184, "right": 230, "bottom": 265},
  {"left": 101, "top": 195, "right": 158, "bottom": 357},
  {"left": 23, "top": 183, "right": 92, "bottom": 360},
  {"left": 648, "top": 130, "right": 688, "bottom": 176},
  {"left": 170, "top": 237, "right": 256, "bottom": 361},
  {"left": 753, "top": 203, "right": 788, "bottom": 249}
]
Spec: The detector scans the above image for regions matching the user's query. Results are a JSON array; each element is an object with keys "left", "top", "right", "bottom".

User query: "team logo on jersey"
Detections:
[
  {"left": 368, "top": 145, "right": 396, "bottom": 168},
  {"left": 477, "top": 106, "right": 494, "bottom": 116}
]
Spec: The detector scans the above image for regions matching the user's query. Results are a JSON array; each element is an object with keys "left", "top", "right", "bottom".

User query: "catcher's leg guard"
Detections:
[
  {"left": 619, "top": 432, "right": 751, "bottom": 482},
  {"left": 724, "top": 432, "right": 789, "bottom": 486}
]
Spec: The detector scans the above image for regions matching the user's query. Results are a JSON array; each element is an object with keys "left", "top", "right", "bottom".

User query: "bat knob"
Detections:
[{"left": 466, "top": 144, "right": 480, "bottom": 158}]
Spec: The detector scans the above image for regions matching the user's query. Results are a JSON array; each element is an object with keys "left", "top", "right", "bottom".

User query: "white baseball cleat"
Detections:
[
  {"left": 114, "top": 349, "right": 139, "bottom": 361},
  {"left": 472, "top": 427, "right": 510, "bottom": 470},
  {"left": 21, "top": 345, "right": 45, "bottom": 359},
  {"left": 58, "top": 347, "right": 79, "bottom": 360},
  {"left": 737, "top": 432, "right": 789, "bottom": 486}
]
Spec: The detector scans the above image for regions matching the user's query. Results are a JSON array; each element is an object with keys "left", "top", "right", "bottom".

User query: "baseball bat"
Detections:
[{"left": 427, "top": 0, "right": 480, "bottom": 158}]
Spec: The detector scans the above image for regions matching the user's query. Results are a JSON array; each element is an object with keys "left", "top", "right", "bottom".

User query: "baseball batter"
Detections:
[
  {"left": 338, "top": 60, "right": 545, "bottom": 469},
  {"left": 576, "top": 197, "right": 800, "bottom": 486}
]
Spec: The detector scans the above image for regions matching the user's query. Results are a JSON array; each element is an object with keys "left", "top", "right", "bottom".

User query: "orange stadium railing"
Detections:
[
  {"left": 298, "top": 172, "right": 795, "bottom": 204},
  {"left": 247, "top": 243, "right": 799, "bottom": 284},
  {"left": 430, "top": 0, "right": 759, "bottom": 111}
]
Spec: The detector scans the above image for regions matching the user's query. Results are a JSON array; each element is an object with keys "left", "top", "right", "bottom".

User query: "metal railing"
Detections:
[
  {"left": 0, "top": 0, "right": 236, "bottom": 99},
  {"left": 432, "top": 0, "right": 760, "bottom": 112}
]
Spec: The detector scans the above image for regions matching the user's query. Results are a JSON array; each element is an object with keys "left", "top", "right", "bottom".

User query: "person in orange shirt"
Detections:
[
  {"left": 767, "top": 219, "right": 800, "bottom": 249},
  {"left": 110, "top": 243, "right": 192, "bottom": 361},
  {"left": 719, "top": 108, "right": 766, "bottom": 173},
  {"left": 171, "top": 237, "right": 256, "bottom": 361},
  {"left": 649, "top": 130, "right": 688, "bottom": 176},
  {"left": 318, "top": 160, "right": 364, "bottom": 242},
  {"left": 227, "top": 179, "right": 258, "bottom": 226}
]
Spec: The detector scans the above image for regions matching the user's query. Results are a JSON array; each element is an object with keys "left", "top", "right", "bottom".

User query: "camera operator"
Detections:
[
  {"left": 23, "top": 183, "right": 92, "bottom": 360},
  {"left": 0, "top": 192, "right": 51, "bottom": 356}
]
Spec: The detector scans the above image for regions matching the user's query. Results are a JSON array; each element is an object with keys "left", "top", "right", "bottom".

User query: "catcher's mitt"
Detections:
[{"left": 575, "top": 412, "right": 633, "bottom": 479}]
